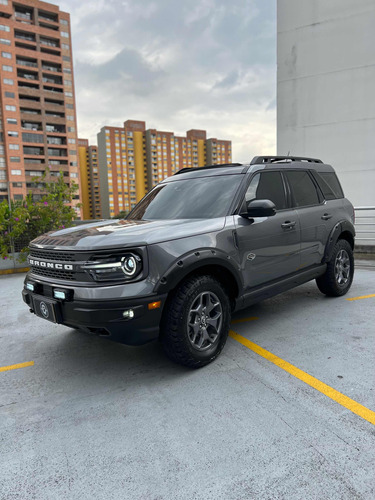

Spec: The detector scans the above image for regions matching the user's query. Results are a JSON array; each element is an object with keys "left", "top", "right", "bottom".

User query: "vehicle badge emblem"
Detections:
[
  {"left": 40, "top": 301, "right": 49, "bottom": 319},
  {"left": 247, "top": 253, "right": 256, "bottom": 261}
]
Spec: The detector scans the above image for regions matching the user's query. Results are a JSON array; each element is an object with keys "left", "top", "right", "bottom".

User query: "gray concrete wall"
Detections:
[{"left": 277, "top": 0, "right": 375, "bottom": 213}]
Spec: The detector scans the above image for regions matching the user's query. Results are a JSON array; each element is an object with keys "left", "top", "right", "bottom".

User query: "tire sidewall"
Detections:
[
  {"left": 329, "top": 240, "right": 354, "bottom": 295},
  {"left": 175, "top": 277, "right": 231, "bottom": 363}
]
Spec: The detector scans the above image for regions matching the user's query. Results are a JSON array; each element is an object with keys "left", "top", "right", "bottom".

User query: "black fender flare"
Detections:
[
  {"left": 153, "top": 248, "right": 243, "bottom": 295},
  {"left": 323, "top": 220, "right": 355, "bottom": 263}
]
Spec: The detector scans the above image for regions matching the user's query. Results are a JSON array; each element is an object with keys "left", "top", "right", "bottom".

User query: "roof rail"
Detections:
[
  {"left": 174, "top": 163, "right": 243, "bottom": 175},
  {"left": 250, "top": 156, "right": 323, "bottom": 165}
]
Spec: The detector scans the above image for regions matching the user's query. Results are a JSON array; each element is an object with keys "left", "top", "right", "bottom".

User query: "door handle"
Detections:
[
  {"left": 281, "top": 221, "right": 296, "bottom": 229},
  {"left": 321, "top": 213, "right": 332, "bottom": 220}
]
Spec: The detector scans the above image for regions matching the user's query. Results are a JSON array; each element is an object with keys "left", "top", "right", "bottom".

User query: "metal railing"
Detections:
[{"left": 354, "top": 207, "right": 375, "bottom": 243}]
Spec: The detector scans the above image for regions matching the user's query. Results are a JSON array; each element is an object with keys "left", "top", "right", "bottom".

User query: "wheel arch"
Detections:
[
  {"left": 154, "top": 250, "right": 242, "bottom": 309},
  {"left": 323, "top": 220, "right": 355, "bottom": 263}
]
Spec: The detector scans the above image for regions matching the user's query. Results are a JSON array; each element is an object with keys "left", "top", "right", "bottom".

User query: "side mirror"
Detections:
[{"left": 241, "top": 199, "right": 276, "bottom": 218}]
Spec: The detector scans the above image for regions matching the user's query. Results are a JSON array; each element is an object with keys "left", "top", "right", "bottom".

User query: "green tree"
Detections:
[
  {"left": 112, "top": 210, "right": 129, "bottom": 219},
  {"left": 0, "top": 171, "right": 80, "bottom": 261}
]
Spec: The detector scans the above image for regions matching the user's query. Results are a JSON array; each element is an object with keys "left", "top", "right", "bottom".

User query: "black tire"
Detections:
[
  {"left": 160, "top": 275, "right": 231, "bottom": 368},
  {"left": 316, "top": 239, "right": 354, "bottom": 297}
]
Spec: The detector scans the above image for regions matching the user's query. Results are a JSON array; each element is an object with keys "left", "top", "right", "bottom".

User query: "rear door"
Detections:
[
  {"left": 283, "top": 170, "right": 327, "bottom": 269},
  {"left": 234, "top": 170, "right": 301, "bottom": 289}
]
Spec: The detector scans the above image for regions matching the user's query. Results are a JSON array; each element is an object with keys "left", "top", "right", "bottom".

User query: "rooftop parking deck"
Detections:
[{"left": 0, "top": 264, "right": 374, "bottom": 499}]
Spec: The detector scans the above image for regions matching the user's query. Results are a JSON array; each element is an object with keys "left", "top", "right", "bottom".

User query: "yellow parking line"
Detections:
[
  {"left": 231, "top": 316, "right": 259, "bottom": 324},
  {"left": 230, "top": 330, "right": 375, "bottom": 426},
  {"left": 346, "top": 294, "right": 375, "bottom": 301},
  {"left": 0, "top": 361, "right": 34, "bottom": 373}
]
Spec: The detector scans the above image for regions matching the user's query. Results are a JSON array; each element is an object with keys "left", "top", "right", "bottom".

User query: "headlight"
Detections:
[{"left": 82, "top": 253, "right": 142, "bottom": 282}]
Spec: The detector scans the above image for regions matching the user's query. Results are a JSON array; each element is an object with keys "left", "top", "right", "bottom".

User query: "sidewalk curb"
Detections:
[{"left": 0, "top": 267, "right": 29, "bottom": 276}]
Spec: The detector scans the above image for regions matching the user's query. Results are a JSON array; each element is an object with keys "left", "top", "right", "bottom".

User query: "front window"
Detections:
[{"left": 129, "top": 174, "right": 243, "bottom": 220}]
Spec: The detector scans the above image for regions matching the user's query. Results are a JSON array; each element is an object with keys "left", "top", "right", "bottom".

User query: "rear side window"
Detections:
[
  {"left": 285, "top": 170, "right": 320, "bottom": 207},
  {"left": 315, "top": 172, "right": 344, "bottom": 199},
  {"left": 245, "top": 171, "right": 287, "bottom": 210}
]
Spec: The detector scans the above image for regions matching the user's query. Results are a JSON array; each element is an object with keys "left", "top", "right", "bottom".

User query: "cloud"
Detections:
[{"left": 58, "top": 0, "right": 276, "bottom": 159}]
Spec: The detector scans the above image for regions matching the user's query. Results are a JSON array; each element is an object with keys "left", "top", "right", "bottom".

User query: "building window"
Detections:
[
  {"left": 60, "top": 19, "right": 68, "bottom": 25},
  {"left": 11, "top": 169, "right": 22, "bottom": 175},
  {"left": 68, "top": 126, "right": 75, "bottom": 132},
  {"left": 3, "top": 77, "right": 13, "bottom": 84},
  {"left": 70, "top": 172, "right": 78, "bottom": 178},
  {"left": 63, "top": 68, "right": 71, "bottom": 74},
  {"left": 0, "top": 25, "right": 10, "bottom": 32},
  {"left": 65, "top": 92, "right": 73, "bottom": 97},
  {"left": 7, "top": 118, "right": 17, "bottom": 124},
  {"left": 66, "top": 103, "right": 73, "bottom": 109},
  {"left": 2, "top": 65, "right": 12, "bottom": 72},
  {"left": 8, "top": 131, "right": 18, "bottom": 137},
  {"left": 62, "top": 43, "right": 69, "bottom": 50},
  {"left": 5, "top": 105, "right": 16, "bottom": 111},
  {"left": 62, "top": 56, "right": 70, "bottom": 62},
  {"left": 9, "top": 144, "right": 20, "bottom": 150},
  {"left": 66, "top": 115, "right": 74, "bottom": 121},
  {"left": 61, "top": 31, "right": 69, "bottom": 38},
  {"left": 0, "top": 38, "right": 11, "bottom": 46},
  {"left": 1, "top": 51, "right": 11, "bottom": 59},
  {"left": 0, "top": 1, "right": 9, "bottom": 5},
  {"left": 5, "top": 91, "right": 15, "bottom": 98}
]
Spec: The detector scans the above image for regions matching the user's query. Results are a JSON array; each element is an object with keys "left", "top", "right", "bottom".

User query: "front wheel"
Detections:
[
  {"left": 161, "top": 275, "right": 231, "bottom": 368},
  {"left": 316, "top": 239, "right": 354, "bottom": 296}
]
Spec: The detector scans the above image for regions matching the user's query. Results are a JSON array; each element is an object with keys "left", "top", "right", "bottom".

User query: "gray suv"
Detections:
[{"left": 22, "top": 156, "right": 355, "bottom": 368}]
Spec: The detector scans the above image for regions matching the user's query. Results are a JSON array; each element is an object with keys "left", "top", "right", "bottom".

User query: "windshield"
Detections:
[{"left": 128, "top": 174, "right": 243, "bottom": 220}]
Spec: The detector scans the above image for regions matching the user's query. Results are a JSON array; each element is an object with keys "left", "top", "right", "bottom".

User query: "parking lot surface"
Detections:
[{"left": 1, "top": 267, "right": 374, "bottom": 500}]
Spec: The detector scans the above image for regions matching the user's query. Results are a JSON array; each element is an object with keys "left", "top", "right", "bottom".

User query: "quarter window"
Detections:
[
  {"left": 285, "top": 171, "right": 320, "bottom": 207},
  {"left": 244, "top": 171, "right": 287, "bottom": 210}
]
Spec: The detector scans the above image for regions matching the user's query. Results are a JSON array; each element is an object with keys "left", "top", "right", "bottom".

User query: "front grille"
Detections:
[
  {"left": 30, "top": 267, "right": 75, "bottom": 281},
  {"left": 29, "top": 249, "right": 75, "bottom": 261},
  {"left": 28, "top": 247, "right": 88, "bottom": 282}
]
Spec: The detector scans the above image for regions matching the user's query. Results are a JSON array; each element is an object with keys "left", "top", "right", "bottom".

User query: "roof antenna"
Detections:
[{"left": 287, "top": 150, "right": 290, "bottom": 156}]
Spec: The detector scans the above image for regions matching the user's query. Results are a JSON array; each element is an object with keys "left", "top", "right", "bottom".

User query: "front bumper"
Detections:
[{"left": 22, "top": 284, "right": 168, "bottom": 346}]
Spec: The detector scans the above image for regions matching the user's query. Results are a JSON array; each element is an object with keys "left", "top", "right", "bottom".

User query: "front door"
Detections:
[{"left": 235, "top": 170, "right": 301, "bottom": 290}]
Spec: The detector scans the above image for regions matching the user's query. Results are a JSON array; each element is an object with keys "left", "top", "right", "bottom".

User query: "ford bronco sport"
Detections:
[{"left": 22, "top": 156, "right": 355, "bottom": 367}]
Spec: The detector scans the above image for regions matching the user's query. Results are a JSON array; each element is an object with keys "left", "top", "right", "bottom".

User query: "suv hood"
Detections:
[{"left": 30, "top": 218, "right": 226, "bottom": 250}]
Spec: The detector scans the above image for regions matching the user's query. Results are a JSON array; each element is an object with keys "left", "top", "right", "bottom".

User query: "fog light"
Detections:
[
  {"left": 53, "top": 289, "right": 66, "bottom": 300},
  {"left": 26, "top": 283, "right": 34, "bottom": 292},
  {"left": 123, "top": 309, "right": 135, "bottom": 319}
]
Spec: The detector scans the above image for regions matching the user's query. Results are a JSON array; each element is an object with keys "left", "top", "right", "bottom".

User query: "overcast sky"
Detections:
[{"left": 57, "top": 0, "right": 276, "bottom": 162}]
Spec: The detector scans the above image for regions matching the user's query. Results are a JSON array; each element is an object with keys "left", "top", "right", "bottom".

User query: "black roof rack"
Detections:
[
  {"left": 250, "top": 156, "right": 323, "bottom": 165},
  {"left": 174, "top": 163, "right": 243, "bottom": 175}
]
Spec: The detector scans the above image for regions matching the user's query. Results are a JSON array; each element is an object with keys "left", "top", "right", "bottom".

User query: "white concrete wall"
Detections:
[{"left": 277, "top": 0, "right": 375, "bottom": 211}]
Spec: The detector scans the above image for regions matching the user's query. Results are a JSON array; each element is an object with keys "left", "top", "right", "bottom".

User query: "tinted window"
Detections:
[
  {"left": 285, "top": 171, "right": 320, "bottom": 207},
  {"left": 129, "top": 175, "right": 243, "bottom": 220},
  {"left": 318, "top": 172, "right": 344, "bottom": 199},
  {"left": 245, "top": 171, "right": 287, "bottom": 210}
]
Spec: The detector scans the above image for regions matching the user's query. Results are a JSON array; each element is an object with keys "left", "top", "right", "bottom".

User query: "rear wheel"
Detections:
[
  {"left": 316, "top": 239, "right": 354, "bottom": 296},
  {"left": 161, "top": 275, "right": 231, "bottom": 368}
]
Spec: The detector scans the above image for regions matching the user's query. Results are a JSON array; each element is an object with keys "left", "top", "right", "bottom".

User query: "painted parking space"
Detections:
[
  {"left": 229, "top": 326, "right": 375, "bottom": 425},
  {"left": 1, "top": 270, "right": 375, "bottom": 499}
]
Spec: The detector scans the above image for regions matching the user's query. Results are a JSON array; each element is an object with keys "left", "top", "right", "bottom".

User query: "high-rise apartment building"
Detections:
[
  {"left": 97, "top": 119, "right": 232, "bottom": 218},
  {"left": 0, "top": 0, "right": 80, "bottom": 215},
  {"left": 78, "top": 138, "right": 101, "bottom": 219}
]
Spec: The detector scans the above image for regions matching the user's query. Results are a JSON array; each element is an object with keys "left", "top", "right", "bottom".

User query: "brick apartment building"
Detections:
[
  {"left": 78, "top": 138, "right": 100, "bottom": 219},
  {"left": 97, "top": 120, "right": 232, "bottom": 218},
  {"left": 0, "top": 0, "right": 81, "bottom": 214}
]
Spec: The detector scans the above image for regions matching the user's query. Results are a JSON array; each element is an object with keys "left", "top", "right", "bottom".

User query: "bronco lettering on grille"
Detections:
[{"left": 28, "top": 258, "right": 74, "bottom": 271}]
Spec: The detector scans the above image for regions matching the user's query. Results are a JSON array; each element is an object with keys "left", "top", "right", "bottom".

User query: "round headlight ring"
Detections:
[{"left": 121, "top": 255, "right": 139, "bottom": 277}]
